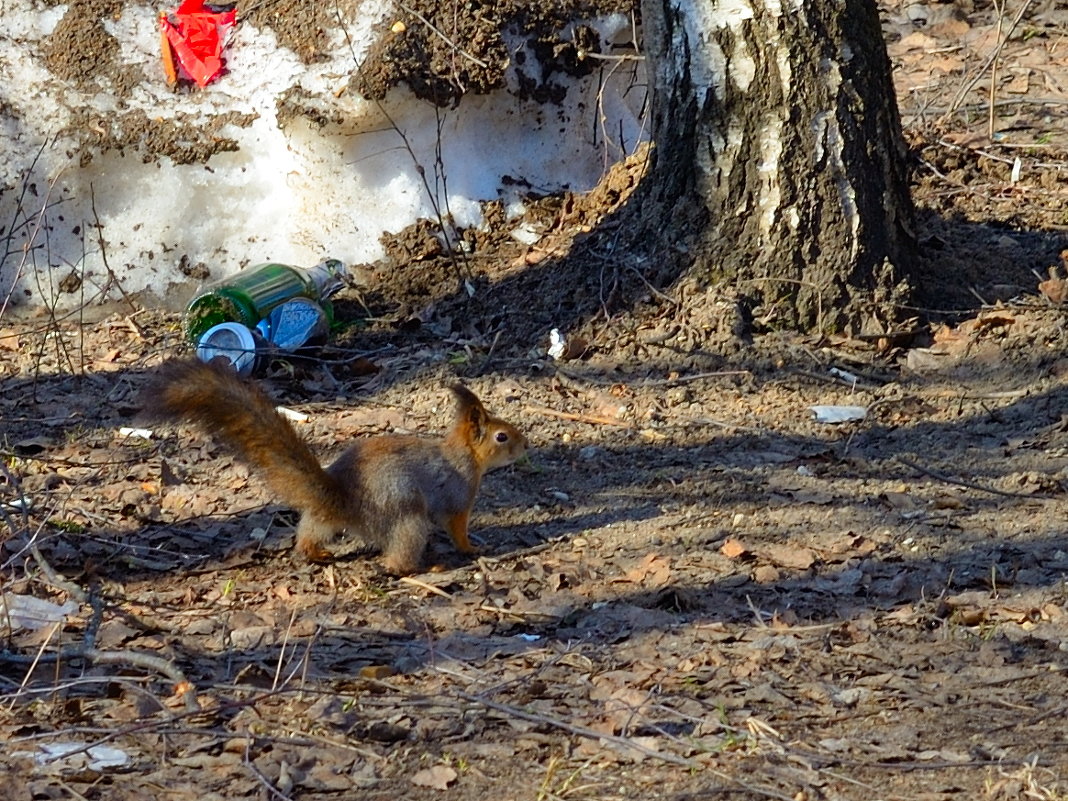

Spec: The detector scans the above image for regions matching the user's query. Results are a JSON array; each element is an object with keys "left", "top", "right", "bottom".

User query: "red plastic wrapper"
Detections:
[{"left": 159, "top": 0, "right": 236, "bottom": 87}]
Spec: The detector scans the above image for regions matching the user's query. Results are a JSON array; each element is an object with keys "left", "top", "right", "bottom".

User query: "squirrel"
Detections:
[{"left": 142, "top": 359, "right": 527, "bottom": 574}]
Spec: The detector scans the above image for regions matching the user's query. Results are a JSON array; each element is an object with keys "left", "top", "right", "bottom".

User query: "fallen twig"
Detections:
[
  {"left": 2, "top": 645, "right": 199, "bottom": 711},
  {"left": 395, "top": 2, "right": 489, "bottom": 68},
  {"left": 896, "top": 456, "right": 1053, "bottom": 501},
  {"left": 524, "top": 404, "right": 630, "bottom": 427},
  {"left": 245, "top": 740, "right": 297, "bottom": 801},
  {"left": 398, "top": 575, "right": 452, "bottom": 599},
  {"left": 557, "top": 366, "right": 750, "bottom": 388},
  {"left": 31, "top": 543, "right": 88, "bottom": 604},
  {"left": 456, "top": 690, "right": 699, "bottom": 767}
]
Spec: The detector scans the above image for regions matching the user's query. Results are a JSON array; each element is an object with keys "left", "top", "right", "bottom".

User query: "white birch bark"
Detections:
[{"left": 639, "top": 0, "right": 914, "bottom": 332}]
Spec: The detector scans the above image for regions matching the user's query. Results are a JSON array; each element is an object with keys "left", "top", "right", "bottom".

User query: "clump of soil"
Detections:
[
  {"left": 350, "top": 1, "right": 632, "bottom": 106},
  {"left": 238, "top": 0, "right": 355, "bottom": 63},
  {"left": 40, "top": 0, "right": 124, "bottom": 87}
]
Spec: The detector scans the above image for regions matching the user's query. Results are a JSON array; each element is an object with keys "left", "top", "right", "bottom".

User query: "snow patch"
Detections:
[{"left": 0, "top": 3, "right": 646, "bottom": 312}]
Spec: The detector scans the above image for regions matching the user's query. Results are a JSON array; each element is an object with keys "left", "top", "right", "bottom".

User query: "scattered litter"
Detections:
[
  {"left": 195, "top": 322, "right": 264, "bottom": 376},
  {"left": 159, "top": 0, "right": 237, "bottom": 88},
  {"left": 809, "top": 405, "right": 868, "bottom": 424},
  {"left": 275, "top": 406, "right": 308, "bottom": 423},
  {"left": 185, "top": 259, "right": 347, "bottom": 375},
  {"left": 1, "top": 496, "right": 32, "bottom": 512},
  {"left": 15, "top": 742, "right": 129, "bottom": 771},
  {"left": 118, "top": 426, "right": 153, "bottom": 440},
  {"left": 510, "top": 222, "right": 542, "bottom": 246},
  {"left": 261, "top": 297, "right": 331, "bottom": 351},
  {"left": 548, "top": 328, "right": 567, "bottom": 360},
  {"left": 828, "top": 367, "right": 859, "bottom": 385},
  {"left": 0, "top": 593, "right": 79, "bottom": 631},
  {"left": 186, "top": 259, "right": 345, "bottom": 342},
  {"left": 546, "top": 328, "right": 588, "bottom": 360}
]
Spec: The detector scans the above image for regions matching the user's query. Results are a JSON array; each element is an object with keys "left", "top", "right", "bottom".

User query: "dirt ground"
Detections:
[{"left": 4, "top": 1, "right": 1068, "bottom": 800}]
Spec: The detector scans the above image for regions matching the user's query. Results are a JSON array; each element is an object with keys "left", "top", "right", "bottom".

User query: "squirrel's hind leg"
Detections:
[
  {"left": 295, "top": 515, "right": 340, "bottom": 563},
  {"left": 379, "top": 514, "right": 431, "bottom": 575}
]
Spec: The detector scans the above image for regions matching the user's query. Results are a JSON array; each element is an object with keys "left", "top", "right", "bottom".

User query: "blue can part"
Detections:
[
  {"left": 195, "top": 321, "right": 264, "bottom": 376},
  {"left": 263, "top": 297, "right": 330, "bottom": 351}
]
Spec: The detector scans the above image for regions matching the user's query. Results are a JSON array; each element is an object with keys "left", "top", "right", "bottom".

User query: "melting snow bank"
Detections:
[{"left": 0, "top": 1, "right": 645, "bottom": 315}]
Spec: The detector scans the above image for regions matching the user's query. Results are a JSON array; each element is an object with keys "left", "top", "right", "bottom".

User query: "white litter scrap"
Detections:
[
  {"left": 275, "top": 406, "right": 308, "bottom": 422},
  {"left": 0, "top": 592, "right": 78, "bottom": 631},
  {"left": 510, "top": 222, "right": 542, "bottom": 246},
  {"left": 118, "top": 426, "right": 153, "bottom": 440},
  {"left": 1, "top": 496, "right": 32, "bottom": 512},
  {"left": 828, "top": 367, "right": 859, "bottom": 385},
  {"left": 548, "top": 328, "right": 567, "bottom": 360},
  {"left": 14, "top": 742, "right": 130, "bottom": 771},
  {"left": 809, "top": 405, "right": 868, "bottom": 424}
]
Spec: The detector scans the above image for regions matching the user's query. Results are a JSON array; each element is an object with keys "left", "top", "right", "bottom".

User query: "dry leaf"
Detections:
[
  {"left": 1004, "top": 68, "right": 1030, "bottom": 94},
  {"left": 359, "top": 665, "right": 396, "bottom": 680},
  {"left": 411, "top": 765, "right": 458, "bottom": 790},
  {"left": 967, "top": 314, "right": 1015, "bottom": 334},
  {"left": 1039, "top": 264, "right": 1068, "bottom": 304},
  {"left": 622, "top": 554, "right": 672, "bottom": 586},
  {"left": 881, "top": 491, "right": 918, "bottom": 511},
  {"left": 759, "top": 544, "right": 816, "bottom": 570},
  {"left": 931, "top": 323, "right": 963, "bottom": 343},
  {"left": 753, "top": 565, "right": 780, "bottom": 583},
  {"left": 898, "top": 31, "right": 937, "bottom": 51},
  {"left": 721, "top": 538, "right": 750, "bottom": 559}
]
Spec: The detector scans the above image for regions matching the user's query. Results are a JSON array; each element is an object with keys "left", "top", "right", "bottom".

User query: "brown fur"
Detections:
[{"left": 142, "top": 360, "right": 526, "bottom": 573}]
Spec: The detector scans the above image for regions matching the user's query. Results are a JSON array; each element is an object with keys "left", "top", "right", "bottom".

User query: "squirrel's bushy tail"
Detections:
[{"left": 143, "top": 360, "right": 347, "bottom": 516}]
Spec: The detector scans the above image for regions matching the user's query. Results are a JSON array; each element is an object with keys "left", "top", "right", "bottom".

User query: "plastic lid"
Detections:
[{"left": 195, "top": 322, "right": 260, "bottom": 376}]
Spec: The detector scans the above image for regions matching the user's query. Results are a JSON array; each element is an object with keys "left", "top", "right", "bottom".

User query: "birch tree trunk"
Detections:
[{"left": 637, "top": 0, "right": 915, "bottom": 333}]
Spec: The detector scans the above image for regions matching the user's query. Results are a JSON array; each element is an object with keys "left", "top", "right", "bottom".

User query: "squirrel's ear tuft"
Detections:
[{"left": 451, "top": 384, "right": 487, "bottom": 439}]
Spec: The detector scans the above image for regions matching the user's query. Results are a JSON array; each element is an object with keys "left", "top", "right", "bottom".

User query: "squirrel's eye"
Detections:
[{"left": 495, "top": 431, "right": 509, "bottom": 443}]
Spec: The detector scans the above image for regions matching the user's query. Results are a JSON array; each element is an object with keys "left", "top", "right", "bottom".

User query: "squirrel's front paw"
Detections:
[
  {"left": 380, "top": 554, "right": 421, "bottom": 576},
  {"left": 299, "top": 543, "right": 336, "bottom": 564}
]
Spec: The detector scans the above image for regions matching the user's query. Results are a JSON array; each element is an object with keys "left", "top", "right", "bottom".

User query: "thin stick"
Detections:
[
  {"left": 988, "top": 0, "right": 1003, "bottom": 139},
  {"left": 456, "top": 690, "right": 699, "bottom": 767},
  {"left": 395, "top": 2, "right": 488, "bottom": 68},
  {"left": 89, "top": 184, "right": 136, "bottom": 312},
  {"left": 556, "top": 367, "right": 750, "bottom": 388},
  {"left": 896, "top": 456, "right": 1052, "bottom": 501},
  {"left": 8, "top": 621, "right": 63, "bottom": 711},
  {"left": 272, "top": 609, "right": 298, "bottom": 692},
  {"left": 398, "top": 576, "right": 452, "bottom": 598},
  {"left": 244, "top": 741, "right": 297, "bottom": 801},
  {"left": 946, "top": 0, "right": 1035, "bottom": 117},
  {"left": 523, "top": 404, "right": 630, "bottom": 427},
  {"left": 31, "top": 544, "right": 88, "bottom": 604}
]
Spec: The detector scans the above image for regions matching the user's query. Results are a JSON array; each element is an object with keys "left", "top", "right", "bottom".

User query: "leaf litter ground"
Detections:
[{"left": 3, "top": 1, "right": 1068, "bottom": 799}]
